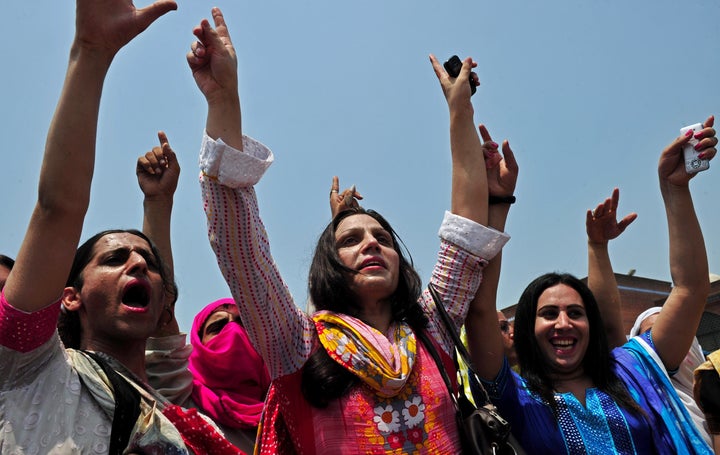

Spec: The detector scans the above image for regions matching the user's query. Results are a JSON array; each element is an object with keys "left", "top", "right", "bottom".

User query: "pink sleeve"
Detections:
[
  {"left": 0, "top": 290, "right": 61, "bottom": 353},
  {"left": 424, "top": 240, "right": 486, "bottom": 355},
  {"left": 201, "top": 175, "right": 314, "bottom": 380}
]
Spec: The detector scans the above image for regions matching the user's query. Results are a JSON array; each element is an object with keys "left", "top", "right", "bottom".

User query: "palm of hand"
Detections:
[
  {"left": 138, "top": 166, "right": 179, "bottom": 198},
  {"left": 192, "top": 61, "right": 238, "bottom": 100},
  {"left": 76, "top": 1, "right": 154, "bottom": 54},
  {"left": 487, "top": 163, "right": 517, "bottom": 197},
  {"left": 587, "top": 216, "right": 623, "bottom": 243},
  {"left": 658, "top": 152, "right": 691, "bottom": 187}
]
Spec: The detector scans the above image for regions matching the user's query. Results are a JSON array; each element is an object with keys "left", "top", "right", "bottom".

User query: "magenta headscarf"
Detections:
[{"left": 189, "top": 298, "right": 271, "bottom": 429}]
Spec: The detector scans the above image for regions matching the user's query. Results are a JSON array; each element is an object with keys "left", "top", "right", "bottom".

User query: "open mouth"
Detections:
[
  {"left": 359, "top": 258, "right": 386, "bottom": 270},
  {"left": 122, "top": 281, "right": 150, "bottom": 309}
]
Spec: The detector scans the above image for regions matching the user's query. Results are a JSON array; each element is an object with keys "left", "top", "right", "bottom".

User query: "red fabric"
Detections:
[
  {"left": 256, "top": 340, "right": 461, "bottom": 454},
  {"left": 162, "top": 404, "right": 245, "bottom": 455},
  {"left": 0, "top": 290, "right": 61, "bottom": 353}
]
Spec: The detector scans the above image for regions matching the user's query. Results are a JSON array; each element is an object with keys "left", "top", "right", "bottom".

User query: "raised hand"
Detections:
[
  {"left": 137, "top": 131, "right": 180, "bottom": 337},
  {"left": 478, "top": 124, "right": 518, "bottom": 198},
  {"left": 429, "top": 54, "right": 479, "bottom": 112},
  {"left": 586, "top": 188, "right": 637, "bottom": 245},
  {"left": 329, "top": 176, "right": 363, "bottom": 218},
  {"left": 75, "top": 0, "right": 177, "bottom": 58},
  {"left": 136, "top": 131, "right": 180, "bottom": 200},
  {"left": 658, "top": 115, "right": 717, "bottom": 187},
  {"left": 187, "top": 7, "right": 238, "bottom": 104}
]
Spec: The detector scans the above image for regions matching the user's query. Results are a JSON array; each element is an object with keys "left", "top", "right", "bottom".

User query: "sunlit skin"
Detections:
[
  {"left": 63, "top": 233, "right": 165, "bottom": 357},
  {"left": 639, "top": 313, "right": 658, "bottom": 336},
  {"left": 201, "top": 303, "right": 241, "bottom": 344},
  {"left": 534, "top": 284, "right": 591, "bottom": 381},
  {"left": 335, "top": 214, "right": 400, "bottom": 331},
  {"left": 0, "top": 265, "right": 10, "bottom": 290}
]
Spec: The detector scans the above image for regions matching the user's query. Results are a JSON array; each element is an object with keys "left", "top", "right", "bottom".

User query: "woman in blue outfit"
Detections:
[{"left": 466, "top": 118, "right": 717, "bottom": 454}]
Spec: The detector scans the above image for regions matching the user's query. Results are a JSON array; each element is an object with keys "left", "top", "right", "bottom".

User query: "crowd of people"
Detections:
[{"left": 1, "top": 0, "right": 719, "bottom": 454}]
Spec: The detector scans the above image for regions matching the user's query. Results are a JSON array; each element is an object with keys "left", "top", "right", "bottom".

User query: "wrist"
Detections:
[
  {"left": 143, "top": 194, "right": 175, "bottom": 207},
  {"left": 70, "top": 41, "right": 116, "bottom": 69},
  {"left": 588, "top": 240, "right": 609, "bottom": 249}
]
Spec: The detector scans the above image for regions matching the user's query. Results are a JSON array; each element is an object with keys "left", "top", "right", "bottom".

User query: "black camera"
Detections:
[{"left": 443, "top": 55, "right": 476, "bottom": 95}]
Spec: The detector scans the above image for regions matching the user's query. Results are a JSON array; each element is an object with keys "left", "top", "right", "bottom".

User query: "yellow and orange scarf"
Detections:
[{"left": 313, "top": 310, "right": 416, "bottom": 397}]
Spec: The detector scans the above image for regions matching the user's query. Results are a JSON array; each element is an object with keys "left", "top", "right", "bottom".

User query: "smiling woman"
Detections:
[{"left": 467, "top": 121, "right": 718, "bottom": 453}]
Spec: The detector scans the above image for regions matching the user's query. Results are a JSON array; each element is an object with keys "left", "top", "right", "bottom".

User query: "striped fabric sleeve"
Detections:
[
  {"left": 424, "top": 211, "right": 510, "bottom": 356},
  {"left": 200, "top": 133, "right": 314, "bottom": 380}
]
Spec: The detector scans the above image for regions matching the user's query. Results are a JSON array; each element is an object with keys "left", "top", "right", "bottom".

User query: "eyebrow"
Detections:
[
  {"left": 100, "top": 246, "right": 156, "bottom": 261},
  {"left": 538, "top": 303, "right": 585, "bottom": 311}
]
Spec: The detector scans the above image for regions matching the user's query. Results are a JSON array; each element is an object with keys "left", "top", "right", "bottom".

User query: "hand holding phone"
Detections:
[
  {"left": 443, "top": 55, "right": 476, "bottom": 95},
  {"left": 680, "top": 123, "right": 710, "bottom": 174}
]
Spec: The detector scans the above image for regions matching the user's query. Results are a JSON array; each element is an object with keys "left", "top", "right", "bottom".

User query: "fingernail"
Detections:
[
  {"left": 685, "top": 129, "right": 694, "bottom": 137},
  {"left": 694, "top": 131, "right": 704, "bottom": 139},
  {"left": 155, "top": 167, "right": 162, "bottom": 174},
  {"left": 698, "top": 152, "right": 706, "bottom": 159},
  {"left": 489, "top": 141, "right": 499, "bottom": 148},
  {"left": 695, "top": 143, "right": 703, "bottom": 151}
]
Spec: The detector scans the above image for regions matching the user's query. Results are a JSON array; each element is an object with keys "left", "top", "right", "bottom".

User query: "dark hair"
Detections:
[
  {"left": 0, "top": 254, "right": 15, "bottom": 270},
  {"left": 58, "top": 229, "right": 178, "bottom": 349},
  {"left": 513, "top": 273, "right": 643, "bottom": 416},
  {"left": 302, "top": 208, "right": 427, "bottom": 407}
]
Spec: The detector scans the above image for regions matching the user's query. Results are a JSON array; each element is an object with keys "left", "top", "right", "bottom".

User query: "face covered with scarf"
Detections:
[{"left": 189, "top": 298, "right": 271, "bottom": 429}]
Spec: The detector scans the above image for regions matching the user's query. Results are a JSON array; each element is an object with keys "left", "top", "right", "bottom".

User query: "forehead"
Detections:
[
  {"left": 91, "top": 232, "right": 153, "bottom": 257},
  {"left": 336, "top": 214, "right": 385, "bottom": 234},
  {"left": 537, "top": 283, "right": 584, "bottom": 308}
]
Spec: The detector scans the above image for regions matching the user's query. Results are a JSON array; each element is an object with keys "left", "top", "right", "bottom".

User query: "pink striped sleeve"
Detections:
[
  {"left": 201, "top": 176, "right": 314, "bottom": 380},
  {"left": 424, "top": 240, "right": 485, "bottom": 355},
  {"left": 0, "top": 290, "right": 61, "bottom": 353}
]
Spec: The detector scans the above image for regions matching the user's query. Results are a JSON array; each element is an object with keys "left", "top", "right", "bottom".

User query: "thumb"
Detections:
[{"left": 135, "top": 0, "right": 177, "bottom": 33}]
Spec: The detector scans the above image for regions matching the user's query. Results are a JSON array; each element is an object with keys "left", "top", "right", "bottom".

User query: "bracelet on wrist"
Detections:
[{"left": 489, "top": 195, "right": 516, "bottom": 205}]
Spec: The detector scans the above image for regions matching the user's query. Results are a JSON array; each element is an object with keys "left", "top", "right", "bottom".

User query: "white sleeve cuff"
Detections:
[
  {"left": 438, "top": 211, "right": 510, "bottom": 260},
  {"left": 199, "top": 131, "right": 274, "bottom": 188}
]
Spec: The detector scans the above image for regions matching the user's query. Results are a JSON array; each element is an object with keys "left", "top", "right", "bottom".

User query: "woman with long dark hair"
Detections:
[
  {"left": 187, "top": 8, "right": 513, "bottom": 453},
  {"left": 467, "top": 122, "right": 717, "bottom": 454}
]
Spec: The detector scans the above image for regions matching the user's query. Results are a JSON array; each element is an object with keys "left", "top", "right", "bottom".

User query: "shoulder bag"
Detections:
[{"left": 419, "top": 283, "right": 525, "bottom": 455}]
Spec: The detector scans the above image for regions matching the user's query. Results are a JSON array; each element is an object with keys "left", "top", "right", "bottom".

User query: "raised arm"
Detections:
[
  {"left": 429, "top": 55, "right": 487, "bottom": 225},
  {"left": 190, "top": 9, "right": 311, "bottom": 379},
  {"left": 465, "top": 127, "right": 519, "bottom": 380},
  {"left": 137, "top": 131, "right": 181, "bottom": 336},
  {"left": 652, "top": 116, "right": 717, "bottom": 370},
  {"left": 586, "top": 188, "right": 637, "bottom": 349},
  {"left": 188, "top": 8, "right": 241, "bottom": 148},
  {"left": 4, "top": 0, "right": 176, "bottom": 313}
]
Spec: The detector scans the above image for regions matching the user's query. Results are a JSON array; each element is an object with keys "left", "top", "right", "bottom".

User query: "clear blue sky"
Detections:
[{"left": 2, "top": 0, "right": 719, "bottom": 332}]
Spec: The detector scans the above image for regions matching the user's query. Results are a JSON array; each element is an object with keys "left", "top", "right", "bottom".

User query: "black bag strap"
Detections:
[
  {"left": 81, "top": 351, "right": 142, "bottom": 455},
  {"left": 416, "top": 329, "right": 462, "bottom": 413},
  {"left": 428, "top": 282, "right": 492, "bottom": 405}
]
